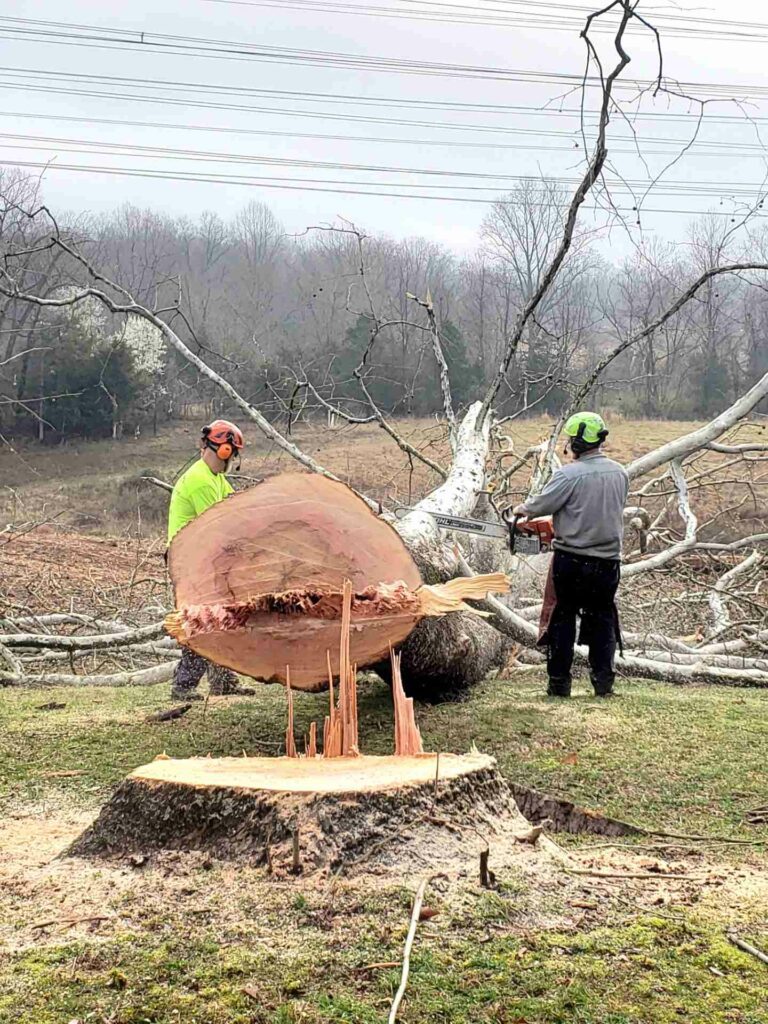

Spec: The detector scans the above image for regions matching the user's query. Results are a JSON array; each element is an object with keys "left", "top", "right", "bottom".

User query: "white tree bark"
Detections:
[
  {"left": 393, "top": 401, "right": 490, "bottom": 577},
  {"left": 627, "top": 367, "right": 768, "bottom": 480},
  {"left": 0, "top": 663, "right": 175, "bottom": 688},
  {"left": 707, "top": 550, "right": 762, "bottom": 636}
]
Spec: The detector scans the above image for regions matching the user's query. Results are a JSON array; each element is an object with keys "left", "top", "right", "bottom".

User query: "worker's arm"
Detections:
[{"left": 515, "top": 469, "right": 574, "bottom": 518}]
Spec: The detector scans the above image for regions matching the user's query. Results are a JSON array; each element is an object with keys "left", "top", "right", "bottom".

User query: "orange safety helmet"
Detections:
[{"left": 201, "top": 419, "right": 245, "bottom": 462}]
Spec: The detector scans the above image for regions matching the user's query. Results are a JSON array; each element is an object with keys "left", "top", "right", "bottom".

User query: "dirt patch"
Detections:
[{"left": 0, "top": 528, "right": 166, "bottom": 617}]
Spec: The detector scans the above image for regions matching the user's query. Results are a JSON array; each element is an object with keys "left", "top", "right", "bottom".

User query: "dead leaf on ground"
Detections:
[{"left": 559, "top": 752, "right": 579, "bottom": 766}]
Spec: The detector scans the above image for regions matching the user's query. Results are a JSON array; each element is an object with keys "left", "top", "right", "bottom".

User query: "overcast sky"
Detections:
[{"left": 3, "top": 0, "right": 768, "bottom": 254}]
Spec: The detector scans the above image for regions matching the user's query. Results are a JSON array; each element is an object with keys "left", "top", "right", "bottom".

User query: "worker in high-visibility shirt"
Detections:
[{"left": 167, "top": 419, "right": 254, "bottom": 702}]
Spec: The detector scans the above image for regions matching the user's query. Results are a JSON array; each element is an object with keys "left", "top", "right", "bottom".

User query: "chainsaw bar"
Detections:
[
  {"left": 394, "top": 506, "right": 550, "bottom": 556},
  {"left": 393, "top": 507, "right": 508, "bottom": 540}
]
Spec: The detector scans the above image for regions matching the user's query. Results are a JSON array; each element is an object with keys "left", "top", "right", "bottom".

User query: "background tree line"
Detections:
[{"left": 1, "top": 170, "right": 766, "bottom": 442}]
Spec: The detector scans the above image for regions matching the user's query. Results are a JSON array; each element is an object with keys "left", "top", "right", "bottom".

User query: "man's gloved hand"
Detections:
[{"left": 512, "top": 504, "right": 528, "bottom": 517}]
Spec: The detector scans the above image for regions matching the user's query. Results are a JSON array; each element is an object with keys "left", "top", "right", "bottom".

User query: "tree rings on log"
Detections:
[
  {"left": 165, "top": 473, "right": 509, "bottom": 690},
  {"left": 167, "top": 474, "right": 422, "bottom": 689},
  {"left": 68, "top": 752, "right": 526, "bottom": 874}
]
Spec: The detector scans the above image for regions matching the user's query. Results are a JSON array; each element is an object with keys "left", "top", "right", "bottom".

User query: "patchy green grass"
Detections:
[
  {"left": 1, "top": 907, "right": 767, "bottom": 1024},
  {"left": 2, "top": 675, "right": 768, "bottom": 1023},
  {"left": 2, "top": 675, "right": 767, "bottom": 839}
]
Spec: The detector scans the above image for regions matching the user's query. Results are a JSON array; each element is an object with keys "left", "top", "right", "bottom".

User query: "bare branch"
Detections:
[{"left": 479, "top": 0, "right": 634, "bottom": 421}]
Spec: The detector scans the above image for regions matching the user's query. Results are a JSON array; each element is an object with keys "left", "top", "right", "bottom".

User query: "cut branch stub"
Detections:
[{"left": 165, "top": 473, "right": 509, "bottom": 690}]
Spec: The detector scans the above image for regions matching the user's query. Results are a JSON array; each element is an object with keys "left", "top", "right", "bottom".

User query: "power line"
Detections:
[
  {"left": 2, "top": 65, "right": 767, "bottom": 125},
  {"left": 4, "top": 91, "right": 768, "bottom": 158},
  {"left": 0, "top": 158, "right": 763, "bottom": 218},
  {"left": 199, "top": 0, "right": 768, "bottom": 43},
  {"left": 4, "top": 129, "right": 768, "bottom": 195},
  {"left": 9, "top": 128, "right": 768, "bottom": 185},
  {"left": 3, "top": 15, "right": 768, "bottom": 95}
]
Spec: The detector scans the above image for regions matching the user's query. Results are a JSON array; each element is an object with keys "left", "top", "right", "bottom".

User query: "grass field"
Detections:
[
  {"left": 1, "top": 676, "right": 767, "bottom": 1023},
  {"left": 0, "top": 414, "right": 721, "bottom": 538}
]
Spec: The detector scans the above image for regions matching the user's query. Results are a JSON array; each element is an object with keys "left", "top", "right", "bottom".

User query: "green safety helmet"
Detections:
[{"left": 563, "top": 411, "right": 608, "bottom": 446}]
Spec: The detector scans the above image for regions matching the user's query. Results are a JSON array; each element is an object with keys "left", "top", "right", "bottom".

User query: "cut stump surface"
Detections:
[{"left": 69, "top": 753, "right": 527, "bottom": 874}]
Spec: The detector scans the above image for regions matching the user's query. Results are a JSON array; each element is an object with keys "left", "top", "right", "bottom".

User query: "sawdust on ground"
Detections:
[{"left": 3, "top": 803, "right": 765, "bottom": 957}]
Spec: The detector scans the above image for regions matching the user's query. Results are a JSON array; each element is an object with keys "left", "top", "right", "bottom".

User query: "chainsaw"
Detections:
[{"left": 394, "top": 506, "right": 554, "bottom": 556}]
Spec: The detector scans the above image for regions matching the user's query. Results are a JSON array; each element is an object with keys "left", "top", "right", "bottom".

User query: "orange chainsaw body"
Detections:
[{"left": 516, "top": 516, "right": 555, "bottom": 549}]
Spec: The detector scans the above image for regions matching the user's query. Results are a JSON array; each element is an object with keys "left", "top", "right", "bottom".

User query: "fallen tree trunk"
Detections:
[
  {"left": 373, "top": 612, "right": 511, "bottom": 702},
  {"left": 166, "top": 468, "right": 508, "bottom": 692},
  {"left": 392, "top": 401, "right": 490, "bottom": 579}
]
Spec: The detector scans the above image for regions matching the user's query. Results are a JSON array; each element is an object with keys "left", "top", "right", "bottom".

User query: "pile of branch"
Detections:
[{"left": 0, "top": 615, "right": 176, "bottom": 688}]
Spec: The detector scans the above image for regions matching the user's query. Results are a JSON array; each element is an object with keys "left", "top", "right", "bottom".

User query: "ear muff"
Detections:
[{"left": 215, "top": 442, "right": 234, "bottom": 461}]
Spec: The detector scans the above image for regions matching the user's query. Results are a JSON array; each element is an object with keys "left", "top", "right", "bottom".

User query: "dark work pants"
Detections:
[
  {"left": 172, "top": 648, "right": 239, "bottom": 695},
  {"left": 546, "top": 550, "right": 620, "bottom": 696}
]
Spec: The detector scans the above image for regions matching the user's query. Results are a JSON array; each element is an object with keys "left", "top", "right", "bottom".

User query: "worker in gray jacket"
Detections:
[{"left": 513, "top": 411, "right": 629, "bottom": 698}]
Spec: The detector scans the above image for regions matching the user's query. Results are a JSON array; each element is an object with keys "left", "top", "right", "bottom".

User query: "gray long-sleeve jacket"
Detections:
[{"left": 520, "top": 450, "right": 629, "bottom": 560}]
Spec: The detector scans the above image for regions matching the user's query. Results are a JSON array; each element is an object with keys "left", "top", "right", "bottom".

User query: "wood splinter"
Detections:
[
  {"left": 323, "top": 580, "right": 359, "bottom": 758},
  {"left": 285, "top": 666, "right": 297, "bottom": 758},
  {"left": 306, "top": 722, "right": 317, "bottom": 758},
  {"left": 291, "top": 828, "right": 302, "bottom": 874},
  {"left": 391, "top": 647, "right": 424, "bottom": 756},
  {"left": 479, "top": 847, "right": 497, "bottom": 889}
]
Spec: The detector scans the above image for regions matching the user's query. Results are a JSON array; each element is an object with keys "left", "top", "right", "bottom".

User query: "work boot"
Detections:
[
  {"left": 208, "top": 668, "right": 256, "bottom": 696},
  {"left": 591, "top": 673, "right": 615, "bottom": 698},
  {"left": 170, "top": 688, "right": 204, "bottom": 702},
  {"left": 546, "top": 676, "right": 571, "bottom": 698}
]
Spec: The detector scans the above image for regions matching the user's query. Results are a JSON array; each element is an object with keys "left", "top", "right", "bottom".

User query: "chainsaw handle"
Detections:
[{"left": 503, "top": 509, "right": 523, "bottom": 553}]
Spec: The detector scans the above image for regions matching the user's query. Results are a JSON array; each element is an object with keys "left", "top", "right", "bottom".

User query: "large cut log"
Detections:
[
  {"left": 166, "top": 471, "right": 508, "bottom": 690},
  {"left": 68, "top": 752, "right": 525, "bottom": 874}
]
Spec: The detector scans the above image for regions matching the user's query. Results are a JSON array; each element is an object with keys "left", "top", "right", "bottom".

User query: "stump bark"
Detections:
[{"left": 69, "top": 752, "right": 522, "bottom": 874}]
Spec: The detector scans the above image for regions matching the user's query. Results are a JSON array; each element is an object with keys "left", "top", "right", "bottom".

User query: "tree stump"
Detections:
[{"left": 68, "top": 752, "right": 524, "bottom": 874}]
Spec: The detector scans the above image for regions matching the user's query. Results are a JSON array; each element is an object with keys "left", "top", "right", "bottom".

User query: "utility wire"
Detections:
[
  {"left": 3, "top": 98, "right": 768, "bottom": 158},
  {"left": 2, "top": 65, "right": 767, "bottom": 125},
  {"left": 0, "top": 158, "right": 764, "bottom": 217},
  {"left": 5, "top": 130, "right": 768, "bottom": 192},
  {"left": 3, "top": 16, "right": 768, "bottom": 94},
  {"left": 200, "top": 0, "right": 768, "bottom": 43}
]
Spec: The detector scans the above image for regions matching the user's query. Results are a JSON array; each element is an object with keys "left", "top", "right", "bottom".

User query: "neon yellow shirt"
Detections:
[{"left": 167, "top": 458, "right": 234, "bottom": 543}]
